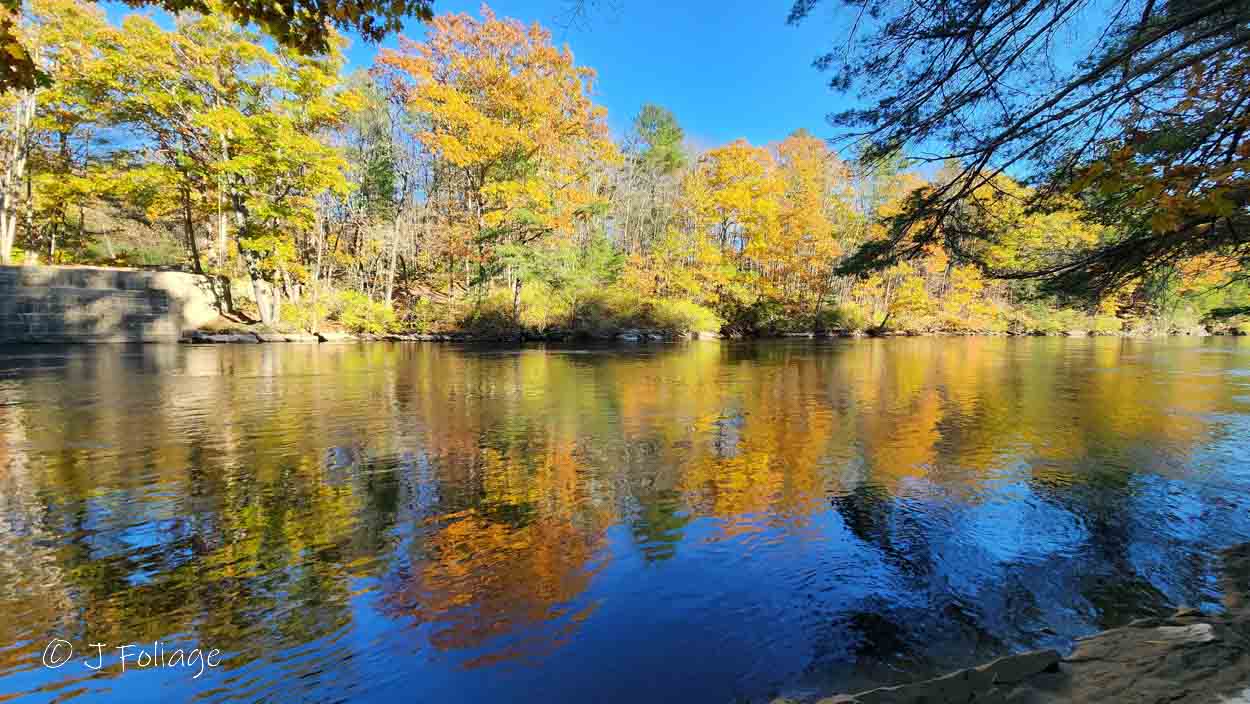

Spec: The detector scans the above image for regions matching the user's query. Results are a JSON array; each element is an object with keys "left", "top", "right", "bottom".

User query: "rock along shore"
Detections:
[
  {"left": 179, "top": 326, "right": 1247, "bottom": 345},
  {"left": 775, "top": 543, "right": 1250, "bottom": 704}
]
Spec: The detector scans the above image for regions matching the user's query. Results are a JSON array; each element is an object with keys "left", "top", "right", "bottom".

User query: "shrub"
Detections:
[
  {"left": 398, "top": 297, "right": 455, "bottom": 333},
  {"left": 646, "top": 298, "right": 721, "bottom": 335},
  {"left": 1013, "top": 304, "right": 1091, "bottom": 334},
  {"left": 567, "top": 288, "right": 636, "bottom": 337},
  {"left": 520, "top": 282, "right": 572, "bottom": 332},
  {"left": 332, "top": 291, "right": 397, "bottom": 335},
  {"left": 1091, "top": 314, "right": 1123, "bottom": 335},
  {"left": 816, "top": 303, "right": 871, "bottom": 333},
  {"left": 559, "top": 287, "right": 720, "bottom": 337},
  {"left": 280, "top": 300, "right": 329, "bottom": 332},
  {"left": 457, "top": 290, "right": 522, "bottom": 339}
]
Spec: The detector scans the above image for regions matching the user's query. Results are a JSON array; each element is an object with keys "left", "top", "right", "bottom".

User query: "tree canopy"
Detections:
[
  {"left": 1, "top": 0, "right": 433, "bottom": 91},
  {"left": 791, "top": 0, "right": 1250, "bottom": 303},
  {"left": 3, "top": 1, "right": 1246, "bottom": 338}
]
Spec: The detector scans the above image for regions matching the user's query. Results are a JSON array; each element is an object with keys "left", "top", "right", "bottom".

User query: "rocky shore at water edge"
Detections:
[
  {"left": 180, "top": 326, "right": 1247, "bottom": 345},
  {"left": 773, "top": 543, "right": 1250, "bottom": 704}
]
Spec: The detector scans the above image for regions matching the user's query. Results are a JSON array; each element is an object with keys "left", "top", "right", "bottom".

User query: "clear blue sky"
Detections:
[
  {"left": 99, "top": 0, "right": 860, "bottom": 148},
  {"left": 340, "top": 0, "right": 857, "bottom": 148}
]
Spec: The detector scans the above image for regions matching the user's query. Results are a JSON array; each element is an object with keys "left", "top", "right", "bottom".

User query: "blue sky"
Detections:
[{"left": 339, "top": 0, "right": 857, "bottom": 148}]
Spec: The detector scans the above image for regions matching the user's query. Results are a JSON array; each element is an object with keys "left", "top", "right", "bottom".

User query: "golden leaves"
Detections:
[{"left": 379, "top": 4, "right": 617, "bottom": 248}]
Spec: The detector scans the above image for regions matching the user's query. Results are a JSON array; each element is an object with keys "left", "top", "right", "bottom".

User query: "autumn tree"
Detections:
[
  {"left": 98, "top": 8, "right": 356, "bottom": 323},
  {"left": 771, "top": 129, "right": 851, "bottom": 316},
  {"left": 1, "top": 0, "right": 434, "bottom": 91},
  {"left": 0, "top": 0, "right": 119, "bottom": 264},
  {"left": 379, "top": 5, "right": 618, "bottom": 326},
  {"left": 791, "top": 0, "right": 1250, "bottom": 302},
  {"left": 0, "top": 89, "right": 32, "bottom": 263}
]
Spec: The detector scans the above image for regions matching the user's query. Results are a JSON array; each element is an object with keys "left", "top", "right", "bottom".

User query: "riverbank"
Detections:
[
  {"left": 177, "top": 324, "right": 1248, "bottom": 345},
  {"left": 774, "top": 543, "right": 1250, "bottom": 704},
  {"left": 4, "top": 264, "right": 1245, "bottom": 345}
]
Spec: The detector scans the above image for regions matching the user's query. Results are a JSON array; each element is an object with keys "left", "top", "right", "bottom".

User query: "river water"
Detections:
[{"left": 1, "top": 338, "right": 1249, "bottom": 703}]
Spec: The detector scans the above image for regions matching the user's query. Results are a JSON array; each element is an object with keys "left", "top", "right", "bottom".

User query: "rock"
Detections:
[
  {"left": 1063, "top": 330, "right": 1088, "bottom": 337},
  {"left": 803, "top": 544, "right": 1250, "bottom": 704},
  {"left": 255, "top": 332, "right": 287, "bottom": 343},
  {"left": 616, "top": 329, "right": 642, "bottom": 342},
  {"left": 200, "top": 333, "right": 252, "bottom": 343},
  {"left": 1148, "top": 624, "right": 1217, "bottom": 645},
  {"left": 647, "top": 332, "right": 666, "bottom": 341},
  {"left": 186, "top": 330, "right": 216, "bottom": 343},
  {"left": 976, "top": 649, "right": 1060, "bottom": 684},
  {"left": 283, "top": 333, "right": 319, "bottom": 343},
  {"left": 852, "top": 685, "right": 907, "bottom": 704},
  {"left": 316, "top": 331, "right": 356, "bottom": 343}
]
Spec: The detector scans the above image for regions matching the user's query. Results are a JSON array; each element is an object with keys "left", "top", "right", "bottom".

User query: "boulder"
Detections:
[
  {"left": 976, "top": 649, "right": 1060, "bottom": 684},
  {"left": 185, "top": 330, "right": 217, "bottom": 344}
]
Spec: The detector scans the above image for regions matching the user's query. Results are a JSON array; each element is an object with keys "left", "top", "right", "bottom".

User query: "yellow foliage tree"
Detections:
[{"left": 379, "top": 5, "right": 619, "bottom": 321}]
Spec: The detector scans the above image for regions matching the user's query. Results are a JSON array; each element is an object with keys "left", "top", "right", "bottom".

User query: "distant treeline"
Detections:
[{"left": 1, "top": 2, "right": 1247, "bottom": 338}]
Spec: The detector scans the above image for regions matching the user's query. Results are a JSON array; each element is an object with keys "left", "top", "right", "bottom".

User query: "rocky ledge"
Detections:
[
  {"left": 179, "top": 326, "right": 1247, "bottom": 345},
  {"left": 777, "top": 544, "right": 1250, "bottom": 704},
  {"left": 181, "top": 328, "right": 722, "bottom": 344}
]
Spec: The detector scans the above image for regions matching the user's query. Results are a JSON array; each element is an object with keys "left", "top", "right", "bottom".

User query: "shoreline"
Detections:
[
  {"left": 175, "top": 327, "right": 1249, "bottom": 345},
  {"left": 773, "top": 543, "right": 1250, "bottom": 704}
]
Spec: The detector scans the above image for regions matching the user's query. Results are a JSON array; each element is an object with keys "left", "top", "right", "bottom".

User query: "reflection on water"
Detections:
[{"left": 1, "top": 338, "right": 1249, "bottom": 703}]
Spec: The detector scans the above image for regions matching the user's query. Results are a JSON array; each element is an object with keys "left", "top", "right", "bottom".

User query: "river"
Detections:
[{"left": 1, "top": 338, "right": 1249, "bottom": 703}]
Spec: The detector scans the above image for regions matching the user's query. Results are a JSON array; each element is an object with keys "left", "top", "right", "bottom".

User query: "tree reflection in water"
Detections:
[{"left": 0, "top": 338, "right": 1248, "bottom": 703}]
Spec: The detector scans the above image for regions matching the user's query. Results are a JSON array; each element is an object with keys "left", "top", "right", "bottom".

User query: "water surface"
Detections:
[{"left": 2, "top": 338, "right": 1249, "bottom": 703}]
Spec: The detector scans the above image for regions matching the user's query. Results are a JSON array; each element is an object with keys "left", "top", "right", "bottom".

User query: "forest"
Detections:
[{"left": 1, "top": 0, "right": 1248, "bottom": 339}]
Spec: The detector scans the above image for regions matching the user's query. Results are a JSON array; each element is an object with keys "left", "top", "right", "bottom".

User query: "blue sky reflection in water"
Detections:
[{"left": 1, "top": 338, "right": 1249, "bottom": 703}]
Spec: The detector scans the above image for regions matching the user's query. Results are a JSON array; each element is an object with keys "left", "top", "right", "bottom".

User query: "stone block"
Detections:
[{"left": 0, "top": 265, "right": 221, "bottom": 343}]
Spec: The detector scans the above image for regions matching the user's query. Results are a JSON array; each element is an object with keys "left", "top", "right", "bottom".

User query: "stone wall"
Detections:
[{"left": 0, "top": 265, "right": 221, "bottom": 343}]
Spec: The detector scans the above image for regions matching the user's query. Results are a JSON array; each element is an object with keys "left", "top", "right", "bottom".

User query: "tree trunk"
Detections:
[
  {"left": 0, "top": 214, "right": 16, "bottom": 265},
  {"left": 0, "top": 92, "right": 35, "bottom": 265},
  {"left": 384, "top": 222, "right": 399, "bottom": 306},
  {"left": 183, "top": 185, "right": 204, "bottom": 274},
  {"left": 251, "top": 276, "right": 280, "bottom": 326},
  {"left": 215, "top": 95, "right": 230, "bottom": 268},
  {"left": 228, "top": 194, "right": 280, "bottom": 326},
  {"left": 216, "top": 182, "right": 228, "bottom": 268},
  {"left": 311, "top": 216, "right": 324, "bottom": 334},
  {"left": 512, "top": 275, "right": 522, "bottom": 335}
]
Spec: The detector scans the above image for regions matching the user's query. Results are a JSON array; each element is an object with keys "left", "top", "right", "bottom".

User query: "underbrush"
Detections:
[{"left": 453, "top": 285, "right": 723, "bottom": 338}]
